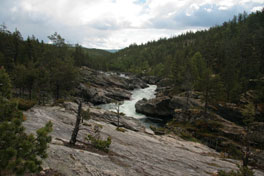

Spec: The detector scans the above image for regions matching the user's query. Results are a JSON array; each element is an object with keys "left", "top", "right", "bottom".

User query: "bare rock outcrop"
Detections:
[
  {"left": 23, "top": 105, "right": 264, "bottom": 176},
  {"left": 135, "top": 96, "right": 202, "bottom": 120},
  {"left": 76, "top": 67, "right": 148, "bottom": 105}
]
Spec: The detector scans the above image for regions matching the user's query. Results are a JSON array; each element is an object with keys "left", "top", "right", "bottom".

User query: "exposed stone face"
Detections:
[
  {"left": 214, "top": 103, "right": 244, "bottom": 125},
  {"left": 135, "top": 96, "right": 202, "bottom": 120},
  {"left": 23, "top": 105, "right": 264, "bottom": 176},
  {"left": 135, "top": 96, "right": 173, "bottom": 118},
  {"left": 76, "top": 67, "right": 148, "bottom": 105}
]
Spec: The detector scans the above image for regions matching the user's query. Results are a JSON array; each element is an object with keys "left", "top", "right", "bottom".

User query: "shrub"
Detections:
[
  {"left": 11, "top": 98, "right": 36, "bottom": 111},
  {"left": 193, "top": 120, "right": 223, "bottom": 133},
  {"left": 226, "top": 143, "right": 243, "bottom": 160},
  {"left": 218, "top": 165, "right": 254, "bottom": 176},
  {"left": 81, "top": 108, "right": 90, "bottom": 120},
  {"left": 150, "top": 125, "right": 166, "bottom": 135},
  {"left": 86, "top": 135, "right": 111, "bottom": 152},
  {"left": 53, "top": 99, "right": 65, "bottom": 106},
  {"left": 116, "top": 127, "right": 126, "bottom": 132},
  {"left": 179, "top": 130, "right": 198, "bottom": 142}
]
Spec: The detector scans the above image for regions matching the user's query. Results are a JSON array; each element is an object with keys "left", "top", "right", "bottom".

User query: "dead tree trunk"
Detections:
[{"left": 69, "top": 101, "right": 82, "bottom": 145}]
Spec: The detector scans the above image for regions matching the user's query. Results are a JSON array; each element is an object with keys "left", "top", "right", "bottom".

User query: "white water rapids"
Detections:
[{"left": 99, "top": 85, "right": 159, "bottom": 127}]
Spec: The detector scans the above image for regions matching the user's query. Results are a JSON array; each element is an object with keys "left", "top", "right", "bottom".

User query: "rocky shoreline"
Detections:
[
  {"left": 22, "top": 68, "right": 264, "bottom": 175},
  {"left": 76, "top": 67, "right": 148, "bottom": 105}
]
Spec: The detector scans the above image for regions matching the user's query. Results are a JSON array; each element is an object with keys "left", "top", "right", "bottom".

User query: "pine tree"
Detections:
[
  {"left": 0, "top": 98, "right": 52, "bottom": 175},
  {"left": 191, "top": 52, "right": 225, "bottom": 114},
  {"left": 0, "top": 67, "right": 12, "bottom": 98},
  {"left": 241, "top": 102, "right": 256, "bottom": 167}
]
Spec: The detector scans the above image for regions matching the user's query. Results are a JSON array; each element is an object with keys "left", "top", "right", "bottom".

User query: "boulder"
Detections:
[
  {"left": 135, "top": 96, "right": 203, "bottom": 120},
  {"left": 135, "top": 96, "right": 173, "bottom": 119}
]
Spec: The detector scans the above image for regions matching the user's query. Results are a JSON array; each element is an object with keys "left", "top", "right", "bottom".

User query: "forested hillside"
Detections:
[
  {"left": 0, "top": 29, "right": 111, "bottom": 102},
  {"left": 106, "top": 10, "right": 264, "bottom": 104}
]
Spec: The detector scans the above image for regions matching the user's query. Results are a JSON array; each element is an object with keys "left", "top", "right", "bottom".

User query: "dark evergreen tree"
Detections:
[
  {"left": 0, "top": 67, "right": 12, "bottom": 98},
  {"left": 0, "top": 73, "right": 52, "bottom": 175}
]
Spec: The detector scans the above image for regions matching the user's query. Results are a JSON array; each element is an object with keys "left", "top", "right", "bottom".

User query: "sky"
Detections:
[{"left": 0, "top": 0, "right": 263, "bottom": 49}]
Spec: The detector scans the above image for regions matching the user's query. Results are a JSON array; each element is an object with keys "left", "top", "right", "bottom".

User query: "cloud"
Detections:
[
  {"left": 0, "top": 0, "right": 263, "bottom": 49},
  {"left": 251, "top": 6, "right": 264, "bottom": 12}
]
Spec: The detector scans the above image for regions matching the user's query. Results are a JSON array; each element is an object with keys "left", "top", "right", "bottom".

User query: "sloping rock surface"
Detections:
[
  {"left": 77, "top": 67, "right": 148, "bottom": 105},
  {"left": 23, "top": 105, "right": 264, "bottom": 176}
]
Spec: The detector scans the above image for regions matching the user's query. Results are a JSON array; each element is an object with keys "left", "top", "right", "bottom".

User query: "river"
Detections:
[{"left": 98, "top": 85, "right": 159, "bottom": 127}]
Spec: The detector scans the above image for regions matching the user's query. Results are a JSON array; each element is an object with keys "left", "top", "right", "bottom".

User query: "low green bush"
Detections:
[
  {"left": 150, "top": 126, "right": 166, "bottom": 135},
  {"left": 218, "top": 165, "right": 254, "bottom": 176},
  {"left": 116, "top": 127, "right": 126, "bottom": 132},
  {"left": 82, "top": 109, "right": 90, "bottom": 120},
  {"left": 11, "top": 98, "right": 36, "bottom": 111},
  {"left": 226, "top": 143, "right": 243, "bottom": 160},
  {"left": 53, "top": 99, "right": 65, "bottom": 106},
  {"left": 86, "top": 135, "right": 111, "bottom": 152}
]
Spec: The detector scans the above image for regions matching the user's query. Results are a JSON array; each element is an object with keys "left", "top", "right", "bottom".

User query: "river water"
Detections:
[{"left": 99, "top": 85, "right": 159, "bottom": 127}]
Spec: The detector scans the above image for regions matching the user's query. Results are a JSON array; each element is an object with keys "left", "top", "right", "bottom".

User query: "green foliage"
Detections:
[
  {"left": 52, "top": 99, "right": 65, "bottom": 106},
  {"left": 150, "top": 126, "right": 166, "bottom": 135},
  {"left": 103, "top": 10, "right": 264, "bottom": 105},
  {"left": 116, "top": 127, "right": 126, "bottom": 132},
  {"left": 0, "top": 28, "right": 86, "bottom": 101},
  {"left": 82, "top": 108, "right": 90, "bottom": 120},
  {"left": 226, "top": 143, "right": 243, "bottom": 160},
  {"left": 0, "top": 97, "right": 53, "bottom": 175},
  {"left": 11, "top": 98, "right": 36, "bottom": 111},
  {"left": 50, "top": 58, "right": 79, "bottom": 100},
  {"left": 86, "top": 135, "right": 111, "bottom": 152},
  {"left": 242, "top": 102, "right": 256, "bottom": 126},
  {"left": 189, "top": 52, "right": 207, "bottom": 85},
  {"left": 178, "top": 129, "right": 197, "bottom": 142},
  {"left": 193, "top": 120, "right": 223, "bottom": 133},
  {"left": 48, "top": 32, "right": 66, "bottom": 48},
  {"left": 218, "top": 165, "right": 254, "bottom": 176},
  {"left": 72, "top": 44, "right": 87, "bottom": 67},
  {"left": 0, "top": 68, "right": 12, "bottom": 98}
]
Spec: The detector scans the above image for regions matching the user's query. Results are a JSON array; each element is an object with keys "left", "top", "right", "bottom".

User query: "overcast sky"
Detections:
[{"left": 0, "top": 0, "right": 263, "bottom": 49}]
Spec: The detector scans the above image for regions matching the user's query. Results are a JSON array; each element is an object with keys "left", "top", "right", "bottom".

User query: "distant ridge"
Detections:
[{"left": 105, "top": 49, "right": 119, "bottom": 53}]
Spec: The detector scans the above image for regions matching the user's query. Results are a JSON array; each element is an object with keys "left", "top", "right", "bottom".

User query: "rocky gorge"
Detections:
[
  {"left": 76, "top": 67, "right": 148, "bottom": 105},
  {"left": 22, "top": 68, "right": 264, "bottom": 175}
]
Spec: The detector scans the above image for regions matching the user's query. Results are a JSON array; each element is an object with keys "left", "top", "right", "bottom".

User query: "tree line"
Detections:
[
  {"left": 104, "top": 10, "right": 264, "bottom": 106},
  {"left": 0, "top": 27, "right": 110, "bottom": 102}
]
